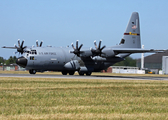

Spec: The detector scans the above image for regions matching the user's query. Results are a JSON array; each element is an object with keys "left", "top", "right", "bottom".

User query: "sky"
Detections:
[{"left": 0, "top": 0, "right": 168, "bottom": 59}]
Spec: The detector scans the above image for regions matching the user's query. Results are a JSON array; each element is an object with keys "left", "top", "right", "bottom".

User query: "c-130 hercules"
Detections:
[{"left": 2, "top": 12, "right": 164, "bottom": 75}]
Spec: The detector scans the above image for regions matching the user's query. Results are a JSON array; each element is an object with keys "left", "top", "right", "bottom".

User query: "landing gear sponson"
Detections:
[{"left": 62, "top": 71, "right": 92, "bottom": 76}]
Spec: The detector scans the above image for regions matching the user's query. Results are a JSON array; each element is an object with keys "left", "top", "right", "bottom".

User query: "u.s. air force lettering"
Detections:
[{"left": 38, "top": 52, "right": 56, "bottom": 55}]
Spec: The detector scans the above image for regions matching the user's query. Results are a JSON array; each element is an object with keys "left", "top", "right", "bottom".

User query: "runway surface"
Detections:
[{"left": 1, "top": 73, "right": 168, "bottom": 80}]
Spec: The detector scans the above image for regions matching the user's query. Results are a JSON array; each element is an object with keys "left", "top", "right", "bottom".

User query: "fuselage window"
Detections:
[{"left": 24, "top": 51, "right": 30, "bottom": 53}]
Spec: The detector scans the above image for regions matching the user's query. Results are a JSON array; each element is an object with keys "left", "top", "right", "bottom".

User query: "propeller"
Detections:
[
  {"left": 15, "top": 39, "right": 27, "bottom": 54},
  {"left": 36, "top": 40, "right": 43, "bottom": 47},
  {"left": 91, "top": 40, "right": 106, "bottom": 56},
  {"left": 70, "top": 40, "right": 83, "bottom": 57},
  {"left": 2, "top": 39, "right": 27, "bottom": 54}
]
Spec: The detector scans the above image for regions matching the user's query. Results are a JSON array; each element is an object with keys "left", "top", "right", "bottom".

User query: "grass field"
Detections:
[{"left": 0, "top": 77, "right": 168, "bottom": 119}]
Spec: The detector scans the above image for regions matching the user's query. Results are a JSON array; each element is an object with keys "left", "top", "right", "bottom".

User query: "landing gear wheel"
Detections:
[
  {"left": 86, "top": 72, "right": 92, "bottom": 76},
  {"left": 69, "top": 71, "right": 75, "bottom": 75},
  {"left": 78, "top": 72, "right": 84, "bottom": 76},
  {"left": 29, "top": 69, "right": 36, "bottom": 74},
  {"left": 62, "top": 71, "right": 67, "bottom": 75}
]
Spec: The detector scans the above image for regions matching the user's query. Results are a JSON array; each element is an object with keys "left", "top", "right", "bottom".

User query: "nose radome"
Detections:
[{"left": 16, "top": 56, "right": 27, "bottom": 68}]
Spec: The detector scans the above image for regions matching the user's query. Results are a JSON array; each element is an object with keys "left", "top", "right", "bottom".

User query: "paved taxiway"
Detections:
[{"left": 1, "top": 73, "right": 168, "bottom": 80}]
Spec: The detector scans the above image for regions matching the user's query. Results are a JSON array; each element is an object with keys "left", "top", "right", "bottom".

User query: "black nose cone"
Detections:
[{"left": 16, "top": 57, "right": 27, "bottom": 68}]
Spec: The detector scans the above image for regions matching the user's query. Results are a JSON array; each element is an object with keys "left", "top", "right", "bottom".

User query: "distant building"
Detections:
[
  {"left": 0, "top": 63, "right": 25, "bottom": 71},
  {"left": 102, "top": 66, "right": 145, "bottom": 74},
  {"left": 136, "top": 50, "right": 168, "bottom": 73}
]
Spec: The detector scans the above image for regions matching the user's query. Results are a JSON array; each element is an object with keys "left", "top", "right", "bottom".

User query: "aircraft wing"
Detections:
[
  {"left": 2, "top": 46, "right": 17, "bottom": 49},
  {"left": 113, "top": 48, "right": 165, "bottom": 54}
]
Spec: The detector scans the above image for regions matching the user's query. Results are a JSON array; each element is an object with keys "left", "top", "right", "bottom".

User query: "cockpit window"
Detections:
[{"left": 31, "top": 50, "right": 37, "bottom": 54}]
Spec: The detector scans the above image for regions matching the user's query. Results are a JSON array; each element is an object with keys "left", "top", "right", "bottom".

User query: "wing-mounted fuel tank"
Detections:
[
  {"left": 80, "top": 50, "right": 93, "bottom": 57},
  {"left": 64, "top": 60, "right": 80, "bottom": 71}
]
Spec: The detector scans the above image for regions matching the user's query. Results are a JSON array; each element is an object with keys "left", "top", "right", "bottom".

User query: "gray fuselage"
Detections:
[{"left": 22, "top": 46, "right": 124, "bottom": 72}]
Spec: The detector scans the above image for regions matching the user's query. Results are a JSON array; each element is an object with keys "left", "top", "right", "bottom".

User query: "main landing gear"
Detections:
[
  {"left": 78, "top": 71, "right": 92, "bottom": 76},
  {"left": 29, "top": 69, "right": 36, "bottom": 74},
  {"left": 62, "top": 71, "right": 75, "bottom": 75}
]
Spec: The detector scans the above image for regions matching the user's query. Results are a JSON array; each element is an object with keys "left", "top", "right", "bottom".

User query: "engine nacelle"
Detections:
[
  {"left": 101, "top": 48, "right": 115, "bottom": 58},
  {"left": 80, "top": 50, "right": 92, "bottom": 57},
  {"left": 91, "top": 56, "right": 106, "bottom": 61}
]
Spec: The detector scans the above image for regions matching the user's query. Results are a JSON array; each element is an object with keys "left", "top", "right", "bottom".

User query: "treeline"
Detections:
[
  {"left": 0, "top": 56, "right": 17, "bottom": 65},
  {"left": 0, "top": 56, "right": 137, "bottom": 66},
  {"left": 114, "top": 57, "right": 137, "bottom": 66}
]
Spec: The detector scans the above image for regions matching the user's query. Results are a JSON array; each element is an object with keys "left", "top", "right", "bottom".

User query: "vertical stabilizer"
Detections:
[{"left": 119, "top": 12, "right": 141, "bottom": 48}]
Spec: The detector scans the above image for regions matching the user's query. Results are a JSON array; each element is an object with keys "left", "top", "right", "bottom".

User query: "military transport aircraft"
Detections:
[{"left": 2, "top": 12, "right": 164, "bottom": 75}]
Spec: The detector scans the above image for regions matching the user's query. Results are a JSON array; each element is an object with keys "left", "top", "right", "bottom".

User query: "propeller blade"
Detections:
[
  {"left": 78, "top": 44, "right": 83, "bottom": 50},
  {"left": 18, "top": 39, "right": 20, "bottom": 47},
  {"left": 100, "top": 45, "right": 106, "bottom": 51},
  {"left": 14, "top": 44, "right": 18, "bottom": 48},
  {"left": 76, "top": 40, "right": 78, "bottom": 49},
  {"left": 21, "top": 40, "right": 24, "bottom": 48},
  {"left": 94, "top": 40, "right": 98, "bottom": 49},
  {"left": 98, "top": 40, "right": 102, "bottom": 49},
  {"left": 23, "top": 46, "right": 27, "bottom": 49},
  {"left": 40, "top": 41, "right": 43, "bottom": 47},
  {"left": 36, "top": 40, "right": 38, "bottom": 47},
  {"left": 71, "top": 43, "right": 75, "bottom": 50}
]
